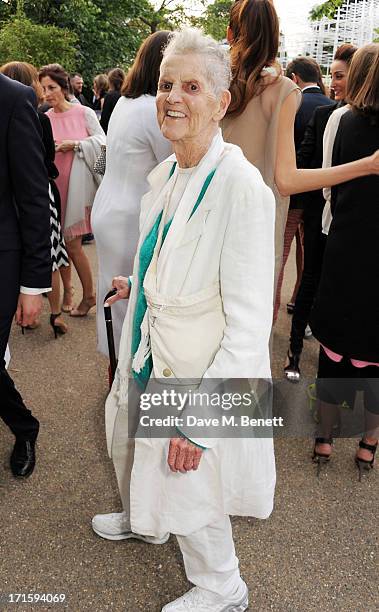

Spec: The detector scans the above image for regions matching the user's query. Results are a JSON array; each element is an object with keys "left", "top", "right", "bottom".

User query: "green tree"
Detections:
[
  {"left": 138, "top": 0, "right": 189, "bottom": 33},
  {"left": 310, "top": 0, "right": 344, "bottom": 21},
  {"left": 0, "top": 0, "right": 193, "bottom": 83},
  {"left": 374, "top": 27, "right": 379, "bottom": 43},
  {"left": 0, "top": 13, "right": 77, "bottom": 68},
  {"left": 194, "top": 0, "right": 232, "bottom": 41}
]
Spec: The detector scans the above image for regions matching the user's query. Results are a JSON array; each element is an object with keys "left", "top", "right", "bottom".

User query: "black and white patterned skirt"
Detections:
[{"left": 50, "top": 183, "right": 69, "bottom": 272}]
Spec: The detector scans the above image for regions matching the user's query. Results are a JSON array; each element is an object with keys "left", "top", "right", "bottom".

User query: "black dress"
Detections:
[
  {"left": 100, "top": 90, "right": 121, "bottom": 134},
  {"left": 310, "top": 110, "right": 379, "bottom": 363},
  {"left": 38, "top": 111, "right": 69, "bottom": 272}
]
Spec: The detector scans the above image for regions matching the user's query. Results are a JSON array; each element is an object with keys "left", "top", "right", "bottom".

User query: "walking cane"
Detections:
[{"left": 104, "top": 288, "right": 118, "bottom": 388}]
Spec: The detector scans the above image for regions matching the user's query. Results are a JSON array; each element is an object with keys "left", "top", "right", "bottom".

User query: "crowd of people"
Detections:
[{"left": 0, "top": 0, "right": 378, "bottom": 610}]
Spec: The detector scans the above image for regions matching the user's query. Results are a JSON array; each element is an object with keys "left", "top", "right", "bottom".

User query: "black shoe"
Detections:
[
  {"left": 286, "top": 302, "right": 295, "bottom": 315},
  {"left": 284, "top": 351, "right": 301, "bottom": 382},
  {"left": 312, "top": 437, "right": 333, "bottom": 477},
  {"left": 355, "top": 439, "right": 377, "bottom": 482},
  {"left": 10, "top": 439, "right": 36, "bottom": 478}
]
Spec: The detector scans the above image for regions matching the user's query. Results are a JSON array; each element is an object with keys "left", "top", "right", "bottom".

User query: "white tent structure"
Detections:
[{"left": 305, "top": 0, "right": 379, "bottom": 73}]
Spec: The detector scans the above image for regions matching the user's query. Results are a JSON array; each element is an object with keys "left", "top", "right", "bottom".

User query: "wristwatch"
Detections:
[{"left": 73, "top": 141, "right": 80, "bottom": 152}]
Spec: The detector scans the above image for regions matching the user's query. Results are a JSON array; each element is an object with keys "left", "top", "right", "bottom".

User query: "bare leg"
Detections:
[
  {"left": 60, "top": 262, "right": 74, "bottom": 312},
  {"left": 356, "top": 408, "right": 379, "bottom": 462},
  {"left": 47, "top": 270, "right": 61, "bottom": 314},
  {"left": 47, "top": 270, "right": 68, "bottom": 335},
  {"left": 273, "top": 209, "right": 303, "bottom": 323},
  {"left": 314, "top": 399, "right": 340, "bottom": 456},
  {"left": 66, "top": 236, "right": 95, "bottom": 316}
]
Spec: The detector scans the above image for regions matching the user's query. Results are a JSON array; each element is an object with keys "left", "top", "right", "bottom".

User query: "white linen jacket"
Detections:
[{"left": 105, "top": 131, "right": 277, "bottom": 537}]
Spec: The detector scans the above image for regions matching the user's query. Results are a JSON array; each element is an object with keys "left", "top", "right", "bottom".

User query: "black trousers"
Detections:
[
  {"left": 290, "top": 209, "right": 326, "bottom": 355},
  {"left": 0, "top": 250, "right": 39, "bottom": 441}
]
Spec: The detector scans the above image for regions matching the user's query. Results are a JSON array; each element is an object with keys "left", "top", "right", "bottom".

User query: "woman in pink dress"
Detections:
[{"left": 39, "top": 64, "right": 105, "bottom": 316}]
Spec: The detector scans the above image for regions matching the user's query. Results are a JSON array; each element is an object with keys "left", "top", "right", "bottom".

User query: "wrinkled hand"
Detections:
[
  {"left": 105, "top": 276, "right": 131, "bottom": 306},
  {"left": 369, "top": 150, "right": 379, "bottom": 174},
  {"left": 15, "top": 294, "right": 43, "bottom": 328},
  {"left": 167, "top": 437, "right": 203, "bottom": 473},
  {"left": 55, "top": 140, "right": 76, "bottom": 153}
]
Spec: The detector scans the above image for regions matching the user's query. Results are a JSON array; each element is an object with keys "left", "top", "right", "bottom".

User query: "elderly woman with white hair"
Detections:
[{"left": 92, "top": 28, "right": 276, "bottom": 611}]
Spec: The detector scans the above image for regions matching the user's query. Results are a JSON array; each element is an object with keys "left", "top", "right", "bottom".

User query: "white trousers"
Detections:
[
  {"left": 111, "top": 418, "right": 243, "bottom": 599},
  {"left": 176, "top": 515, "right": 243, "bottom": 600}
]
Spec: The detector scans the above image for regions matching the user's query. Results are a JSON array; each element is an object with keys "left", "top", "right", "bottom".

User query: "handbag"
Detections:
[{"left": 93, "top": 144, "right": 106, "bottom": 176}]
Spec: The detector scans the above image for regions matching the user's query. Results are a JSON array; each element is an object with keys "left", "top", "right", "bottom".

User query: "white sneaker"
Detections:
[
  {"left": 91, "top": 511, "right": 169, "bottom": 544},
  {"left": 161, "top": 582, "right": 249, "bottom": 611}
]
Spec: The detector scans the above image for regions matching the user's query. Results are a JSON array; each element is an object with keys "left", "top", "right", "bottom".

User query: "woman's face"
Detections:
[
  {"left": 156, "top": 54, "right": 228, "bottom": 146},
  {"left": 330, "top": 60, "right": 349, "bottom": 101},
  {"left": 40, "top": 75, "right": 66, "bottom": 108}
]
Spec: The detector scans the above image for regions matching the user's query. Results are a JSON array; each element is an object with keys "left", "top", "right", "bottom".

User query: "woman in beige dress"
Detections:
[{"left": 222, "top": 0, "right": 379, "bottom": 291}]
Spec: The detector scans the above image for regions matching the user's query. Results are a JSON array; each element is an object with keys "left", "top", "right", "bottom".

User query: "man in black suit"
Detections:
[
  {"left": 70, "top": 72, "right": 92, "bottom": 107},
  {"left": 275, "top": 57, "right": 331, "bottom": 320},
  {"left": 286, "top": 57, "right": 331, "bottom": 150},
  {"left": 284, "top": 102, "right": 339, "bottom": 380},
  {"left": 0, "top": 73, "right": 51, "bottom": 477}
]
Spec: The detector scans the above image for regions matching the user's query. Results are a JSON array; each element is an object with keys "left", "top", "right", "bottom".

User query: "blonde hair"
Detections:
[{"left": 346, "top": 43, "right": 379, "bottom": 114}]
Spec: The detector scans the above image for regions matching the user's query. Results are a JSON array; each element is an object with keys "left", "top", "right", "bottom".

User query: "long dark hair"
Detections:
[
  {"left": 227, "top": 0, "right": 280, "bottom": 116},
  {"left": 108, "top": 67, "right": 125, "bottom": 92},
  {"left": 122, "top": 31, "right": 171, "bottom": 98}
]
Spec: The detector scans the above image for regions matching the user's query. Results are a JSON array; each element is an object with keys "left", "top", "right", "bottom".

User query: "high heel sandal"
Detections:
[
  {"left": 62, "top": 287, "right": 75, "bottom": 313},
  {"left": 312, "top": 437, "right": 333, "bottom": 477},
  {"left": 70, "top": 296, "right": 96, "bottom": 317},
  {"left": 355, "top": 439, "right": 377, "bottom": 482},
  {"left": 284, "top": 350, "right": 301, "bottom": 382},
  {"left": 50, "top": 313, "right": 68, "bottom": 339}
]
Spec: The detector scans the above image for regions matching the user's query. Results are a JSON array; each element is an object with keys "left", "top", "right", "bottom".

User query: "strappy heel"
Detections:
[
  {"left": 284, "top": 350, "right": 300, "bottom": 382},
  {"left": 50, "top": 313, "right": 67, "bottom": 339},
  {"left": 355, "top": 439, "right": 377, "bottom": 482},
  {"left": 312, "top": 437, "right": 333, "bottom": 477},
  {"left": 62, "top": 287, "right": 74, "bottom": 313},
  {"left": 70, "top": 296, "right": 96, "bottom": 317}
]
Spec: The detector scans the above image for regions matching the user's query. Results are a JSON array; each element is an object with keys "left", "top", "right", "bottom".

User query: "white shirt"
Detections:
[
  {"left": 322, "top": 105, "right": 350, "bottom": 234},
  {"left": 20, "top": 287, "right": 51, "bottom": 295}
]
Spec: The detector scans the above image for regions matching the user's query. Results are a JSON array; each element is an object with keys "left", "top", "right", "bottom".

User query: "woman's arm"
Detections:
[
  {"left": 275, "top": 92, "right": 379, "bottom": 196},
  {"left": 83, "top": 106, "right": 106, "bottom": 138}
]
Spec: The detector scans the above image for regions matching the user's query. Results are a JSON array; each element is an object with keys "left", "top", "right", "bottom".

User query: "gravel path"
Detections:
[{"left": 1, "top": 243, "right": 376, "bottom": 612}]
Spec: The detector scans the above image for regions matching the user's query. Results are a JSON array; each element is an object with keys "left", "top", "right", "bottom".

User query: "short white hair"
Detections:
[{"left": 163, "top": 27, "right": 232, "bottom": 98}]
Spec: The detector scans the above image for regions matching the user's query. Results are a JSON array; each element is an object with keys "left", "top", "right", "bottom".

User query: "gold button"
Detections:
[{"left": 163, "top": 368, "right": 172, "bottom": 377}]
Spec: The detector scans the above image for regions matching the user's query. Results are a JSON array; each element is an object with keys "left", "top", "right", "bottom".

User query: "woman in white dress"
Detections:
[{"left": 91, "top": 31, "right": 172, "bottom": 356}]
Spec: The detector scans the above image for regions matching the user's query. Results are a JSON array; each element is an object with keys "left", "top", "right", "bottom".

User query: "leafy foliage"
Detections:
[
  {"left": 0, "top": 14, "right": 77, "bottom": 69},
  {"left": 309, "top": 0, "right": 344, "bottom": 21},
  {"left": 0, "top": 0, "right": 194, "bottom": 83},
  {"left": 193, "top": 0, "right": 232, "bottom": 41}
]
